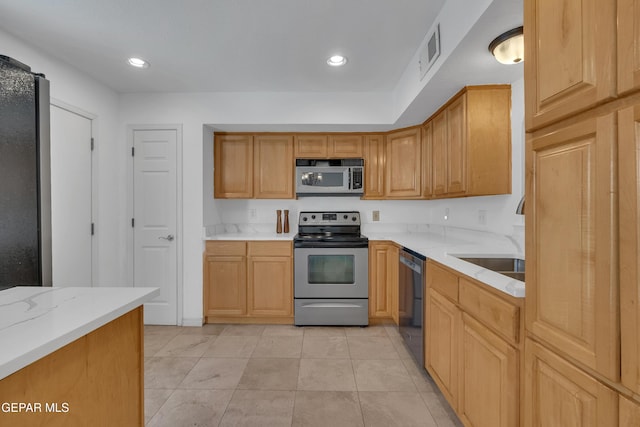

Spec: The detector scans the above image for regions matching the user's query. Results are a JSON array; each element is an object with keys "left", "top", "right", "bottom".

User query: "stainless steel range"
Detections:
[{"left": 294, "top": 211, "right": 369, "bottom": 326}]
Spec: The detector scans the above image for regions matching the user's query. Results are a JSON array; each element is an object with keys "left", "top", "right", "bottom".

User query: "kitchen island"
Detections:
[{"left": 0, "top": 286, "right": 158, "bottom": 427}]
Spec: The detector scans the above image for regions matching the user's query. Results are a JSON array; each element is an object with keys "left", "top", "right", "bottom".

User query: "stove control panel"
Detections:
[{"left": 299, "top": 211, "right": 360, "bottom": 226}]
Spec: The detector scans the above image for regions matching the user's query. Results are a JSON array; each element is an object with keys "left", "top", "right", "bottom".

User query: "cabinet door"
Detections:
[
  {"left": 524, "top": 339, "right": 618, "bottom": 427},
  {"left": 446, "top": 95, "right": 467, "bottom": 195},
  {"left": 526, "top": 113, "right": 618, "bottom": 381},
  {"left": 363, "top": 134, "right": 385, "bottom": 199},
  {"left": 426, "top": 289, "right": 460, "bottom": 410},
  {"left": 294, "top": 135, "right": 327, "bottom": 157},
  {"left": 368, "top": 242, "right": 398, "bottom": 319},
  {"left": 432, "top": 111, "right": 447, "bottom": 196},
  {"left": 524, "top": 0, "right": 616, "bottom": 130},
  {"left": 422, "top": 122, "right": 432, "bottom": 198},
  {"left": 254, "top": 135, "right": 294, "bottom": 199},
  {"left": 247, "top": 256, "right": 292, "bottom": 317},
  {"left": 385, "top": 127, "right": 422, "bottom": 198},
  {"left": 214, "top": 134, "right": 253, "bottom": 198},
  {"left": 619, "top": 105, "right": 640, "bottom": 394},
  {"left": 618, "top": 0, "right": 640, "bottom": 95},
  {"left": 328, "top": 135, "right": 363, "bottom": 158},
  {"left": 620, "top": 395, "right": 640, "bottom": 427},
  {"left": 204, "top": 255, "right": 246, "bottom": 316},
  {"left": 459, "top": 314, "right": 518, "bottom": 427}
]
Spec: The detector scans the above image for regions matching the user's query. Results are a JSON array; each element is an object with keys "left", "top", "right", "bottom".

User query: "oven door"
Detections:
[{"left": 294, "top": 247, "right": 368, "bottom": 298}]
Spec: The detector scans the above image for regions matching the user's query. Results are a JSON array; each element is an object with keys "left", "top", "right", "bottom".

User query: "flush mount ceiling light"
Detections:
[
  {"left": 327, "top": 55, "right": 348, "bottom": 67},
  {"left": 488, "top": 26, "right": 524, "bottom": 65},
  {"left": 127, "top": 57, "right": 150, "bottom": 69}
]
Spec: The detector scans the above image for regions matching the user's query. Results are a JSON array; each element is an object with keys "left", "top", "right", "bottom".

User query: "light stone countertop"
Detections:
[{"left": 0, "top": 286, "right": 159, "bottom": 380}]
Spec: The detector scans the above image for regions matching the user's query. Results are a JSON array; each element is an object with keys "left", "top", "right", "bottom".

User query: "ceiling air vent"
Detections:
[{"left": 419, "top": 23, "right": 441, "bottom": 80}]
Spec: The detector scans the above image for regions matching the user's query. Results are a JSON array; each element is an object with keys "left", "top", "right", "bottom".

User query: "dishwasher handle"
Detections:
[{"left": 399, "top": 253, "right": 422, "bottom": 274}]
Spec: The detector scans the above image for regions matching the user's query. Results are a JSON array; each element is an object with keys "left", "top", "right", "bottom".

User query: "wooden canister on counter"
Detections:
[
  {"left": 276, "top": 210, "right": 282, "bottom": 233},
  {"left": 283, "top": 210, "right": 289, "bottom": 233}
]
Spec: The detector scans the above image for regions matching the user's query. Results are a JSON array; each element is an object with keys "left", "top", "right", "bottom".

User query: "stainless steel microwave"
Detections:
[{"left": 295, "top": 159, "right": 364, "bottom": 197}]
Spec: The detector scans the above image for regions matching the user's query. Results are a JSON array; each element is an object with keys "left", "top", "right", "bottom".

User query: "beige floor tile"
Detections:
[
  {"left": 388, "top": 335, "right": 414, "bottom": 359},
  {"left": 144, "top": 357, "right": 198, "bottom": 389},
  {"left": 344, "top": 325, "right": 389, "bottom": 337},
  {"left": 360, "top": 391, "right": 437, "bottom": 427},
  {"left": 400, "top": 358, "right": 437, "bottom": 393},
  {"left": 420, "top": 391, "right": 463, "bottom": 427},
  {"left": 302, "top": 326, "right": 346, "bottom": 337},
  {"left": 251, "top": 336, "right": 303, "bottom": 358},
  {"left": 297, "top": 359, "right": 356, "bottom": 391},
  {"left": 144, "top": 325, "right": 183, "bottom": 336},
  {"left": 262, "top": 325, "right": 304, "bottom": 336},
  {"left": 237, "top": 358, "right": 300, "bottom": 390},
  {"left": 384, "top": 325, "right": 401, "bottom": 337},
  {"left": 154, "top": 334, "right": 215, "bottom": 358},
  {"left": 146, "top": 389, "right": 233, "bottom": 427},
  {"left": 180, "top": 324, "right": 227, "bottom": 335},
  {"left": 179, "top": 357, "right": 249, "bottom": 389},
  {"left": 302, "top": 336, "right": 350, "bottom": 359},
  {"left": 220, "top": 324, "right": 266, "bottom": 336},
  {"left": 292, "top": 391, "right": 364, "bottom": 427},
  {"left": 144, "top": 389, "right": 173, "bottom": 424},
  {"left": 219, "top": 390, "right": 295, "bottom": 427},
  {"left": 347, "top": 336, "right": 400, "bottom": 360},
  {"left": 352, "top": 359, "right": 417, "bottom": 392},
  {"left": 203, "top": 335, "right": 259, "bottom": 358},
  {"left": 144, "top": 334, "right": 175, "bottom": 357}
]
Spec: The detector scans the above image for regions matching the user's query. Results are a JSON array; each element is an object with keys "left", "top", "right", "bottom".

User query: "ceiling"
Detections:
[{"left": 0, "top": 0, "right": 524, "bottom": 128}]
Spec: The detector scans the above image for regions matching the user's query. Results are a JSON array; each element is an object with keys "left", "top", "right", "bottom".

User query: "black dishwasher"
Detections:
[{"left": 398, "top": 247, "right": 426, "bottom": 365}]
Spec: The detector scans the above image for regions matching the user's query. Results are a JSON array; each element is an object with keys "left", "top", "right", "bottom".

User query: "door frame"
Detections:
[
  {"left": 50, "top": 98, "right": 99, "bottom": 285},
  {"left": 126, "top": 124, "right": 183, "bottom": 325}
]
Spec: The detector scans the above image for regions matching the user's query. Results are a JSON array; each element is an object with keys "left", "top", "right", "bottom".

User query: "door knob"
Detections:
[{"left": 159, "top": 234, "right": 175, "bottom": 241}]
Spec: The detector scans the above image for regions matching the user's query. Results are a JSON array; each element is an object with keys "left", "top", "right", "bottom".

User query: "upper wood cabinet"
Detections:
[
  {"left": 619, "top": 105, "right": 640, "bottom": 395},
  {"left": 328, "top": 134, "right": 363, "bottom": 158},
  {"left": 421, "top": 122, "right": 433, "bottom": 198},
  {"left": 385, "top": 127, "right": 422, "bottom": 199},
  {"left": 524, "top": 0, "right": 616, "bottom": 130},
  {"left": 619, "top": 0, "right": 640, "bottom": 95},
  {"left": 525, "top": 113, "right": 618, "bottom": 381},
  {"left": 363, "top": 134, "right": 385, "bottom": 199},
  {"left": 214, "top": 134, "right": 253, "bottom": 198},
  {"left": 430, "top": 86, "right": 511, "bottom": 198},
  {"left": 253, "top": 135, "right": 294, "bottom": 199},
  {"left": 294, "top": 134, "right": 363, "bottom": 158},
  {"left": 215, "top": 133, "right": 294, "bottom": 199},
  {"left": 294, "top": 134, "right": 327, "bottom": 157}
]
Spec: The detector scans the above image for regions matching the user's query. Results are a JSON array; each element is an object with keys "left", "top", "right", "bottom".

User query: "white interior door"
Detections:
[
  {"left": 133, "top": 129, "right": 178, "bottom": 325},
  {"left": 50, "top": 105, "right": 93, "bottom": 286}
]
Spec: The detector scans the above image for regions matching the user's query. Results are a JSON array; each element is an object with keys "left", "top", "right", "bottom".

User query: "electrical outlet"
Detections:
[
  {"left": 372, "top": 210, "right": 380, "bottom": 221},
  {"left": 249, "top": 208, "right": 257, "bottom": 219},
  {"left": 478, "top": 209, "right": 487, "bottom": 225}
]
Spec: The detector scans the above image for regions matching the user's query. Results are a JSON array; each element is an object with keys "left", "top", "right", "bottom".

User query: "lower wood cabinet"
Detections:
[
  {"left": 204, "top": 240, "right": 293, "bottom": 323},
  {"left": 524, "top": 338, "right": 618, "bottom": 427},
  {"left": 425, "top": 260, "right": 523, "bottom": 426},
  {"left": 368, "top": 241, "right": 399, "bottom": 322}
]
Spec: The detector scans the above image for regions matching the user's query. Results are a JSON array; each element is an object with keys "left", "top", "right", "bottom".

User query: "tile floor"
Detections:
[{"left": 144, "top": 324, "right": 463, "bottom": 427}]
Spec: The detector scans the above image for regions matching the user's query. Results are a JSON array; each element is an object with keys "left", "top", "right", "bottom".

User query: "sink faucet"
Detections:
[{"left": 516, "top": 196, "right": 525, "bottom": 215}]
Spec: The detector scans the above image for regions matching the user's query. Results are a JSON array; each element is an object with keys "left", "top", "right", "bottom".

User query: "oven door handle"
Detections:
[{"left": 299, "top": 302, "right": 363, "bottom": 308}]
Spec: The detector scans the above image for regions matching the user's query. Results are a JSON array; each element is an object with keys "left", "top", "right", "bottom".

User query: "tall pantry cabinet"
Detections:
[{"left": 524, "top": 0, "right": 640, "bottom": 425}]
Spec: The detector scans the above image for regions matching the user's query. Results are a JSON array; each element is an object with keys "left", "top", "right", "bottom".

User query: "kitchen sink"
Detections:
[{"left": 457, "top": 257, "right": 525, "bottom": 282}]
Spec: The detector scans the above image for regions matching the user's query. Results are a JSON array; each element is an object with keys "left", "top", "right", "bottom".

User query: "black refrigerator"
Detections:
[{"left": 0, "top": 55, "right": 51, "bottom": 290}]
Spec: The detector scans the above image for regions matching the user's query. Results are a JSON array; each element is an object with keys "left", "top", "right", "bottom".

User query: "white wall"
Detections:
[{"left": 0, "top": 28, "right": 124, "bottom": 285}]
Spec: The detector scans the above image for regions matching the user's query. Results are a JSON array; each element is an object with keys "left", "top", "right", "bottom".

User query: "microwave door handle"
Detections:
[{"left": 348, "top": 167, "right": 351, "bottom": 190}]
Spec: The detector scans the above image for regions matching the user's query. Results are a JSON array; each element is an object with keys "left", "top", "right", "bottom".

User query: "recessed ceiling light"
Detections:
[
  {"left": 327, "top": 55, "right": 348, "bottom": 67},
  {"left": 128, "top": 57, "right": 150, "bottom": 69}
]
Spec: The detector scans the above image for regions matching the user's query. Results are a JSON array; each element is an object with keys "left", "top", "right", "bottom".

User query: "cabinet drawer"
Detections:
[
  {"left": 459, "top": 278, "right": 519, "bottom": 344},
  {"left": 427, "top": 261, "right": 459, "bottom": 302},
  {"left": 248, "top": 241, "right": 292, "bottom": 257},
  {"left": 205, "top": 241, "right": 246, "bottom": 256}
]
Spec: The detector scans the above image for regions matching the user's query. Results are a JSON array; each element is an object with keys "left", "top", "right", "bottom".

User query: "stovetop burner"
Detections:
[{"left": 294, "top": 211, "right": 367, "bottom": 248}]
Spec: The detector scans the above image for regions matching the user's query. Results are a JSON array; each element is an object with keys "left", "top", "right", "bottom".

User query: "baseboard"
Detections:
[{"left": 182, "top": 317, "right": 204, "bottom": 327}]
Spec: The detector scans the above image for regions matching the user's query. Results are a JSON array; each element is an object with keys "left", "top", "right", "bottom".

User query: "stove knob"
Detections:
[
  {"left": 343, "top": 214, "right": 348, "bottom": 219},
  {"left": 352, "top": 216, "right": 357, "bottom": 222},
  {"left": 311, "top": 215, "right": 316, "bottom": 220},
  {"left": 302, "top": 216, "right": 308, "bottom": 222}
]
